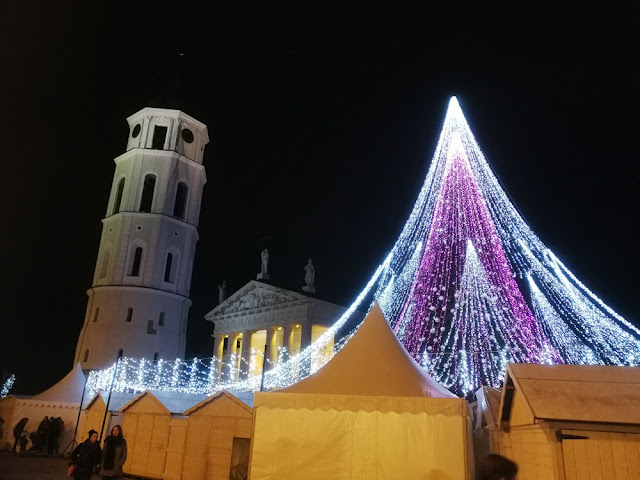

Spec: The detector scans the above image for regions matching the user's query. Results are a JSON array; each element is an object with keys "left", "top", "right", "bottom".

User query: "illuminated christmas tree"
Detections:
[
  {"left": 375, "top": 97, "right": 640, "bottom": 395},
  {"left": 86, "top": 97, "right": 640, "bottom": 398}
]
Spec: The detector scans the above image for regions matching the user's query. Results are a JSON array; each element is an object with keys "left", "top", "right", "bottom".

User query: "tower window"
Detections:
[
  {"left": 83, "top": 349, "right": 89, "bottom": 362},
  {"left": 152, "top": 125, "right": 168, "bottom": 149},
  {"left": 100, "top": 249, "right": 111, "bottom": 279},
  {"left": 159, "top": 312, "right": 165, "bottom": 326},
  {"left": 93, "top": 307, "right": 100, "bottom": 323},
  {"left": 153, "top": 352, "right": 159, "bottom": 363},
  {"left": 139, "top": 174, "right": 156, "bottom": 213},
  {"left": 164, "top": 253, "right": 174, "bottom": 283},
  {"left": 132, "top": 124, "right": 141, "bottom": 138},
  {"left": 147, "top": 320, "right": 157, "bottom": 335},
  {"left": 181, "top": 128, "right": 194, "bottom": 143},
  {"left": 130, "top": 247, "right": 143, "bottom": 276},
  {"left": 117, "top": 349, "right": 124, "bottom": 359},
  {"left": 173, "top": 182, "right": 188, "bottom": 219},
  {"left": 126, "top": 307, "right": 133, "bottom": 322},
  {"left": 223, "top": 337, "right": 229, "bottom": 350},
  {"left": 113, "top": 177, "right": 125, "bottom": 214}
]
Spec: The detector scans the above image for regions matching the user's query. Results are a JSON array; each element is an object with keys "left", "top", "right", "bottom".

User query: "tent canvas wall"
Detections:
[
  {"left": 491, "top": 363, "right": 640, "bottom": 480},
  {"left": 249, "top": 303, "right": 473, "bottom": 480},
  {"left": 164, "top": 390, "right": 253, "bottom": 480}
]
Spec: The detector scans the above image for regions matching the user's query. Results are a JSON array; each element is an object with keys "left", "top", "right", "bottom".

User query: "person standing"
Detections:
[
  {"left": 100, "top": 425, "right": 127, "bottom": 479},
  {"left": 36, "top": 416, "right": 50, "bottom": 451},
  {"left": 12, "top": 418, "right": 28, "bottom": 452},
  {"left": 477, "top": 454, "right": 518, "bottom": 480},
  {"left": 69, "top": 430, "right": 102, "bottom": 480},
  {"left": 47, "top": 416, "right": 61, "bottom": 455}
]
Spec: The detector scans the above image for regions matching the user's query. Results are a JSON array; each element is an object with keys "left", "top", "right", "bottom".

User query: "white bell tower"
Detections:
[{"left": 74, "top": 108, "right": 209, "bottom": 370}]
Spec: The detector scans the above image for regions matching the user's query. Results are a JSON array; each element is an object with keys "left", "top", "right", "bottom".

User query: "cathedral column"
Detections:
[
  {"left": 266, "top": 326, "right": 280, "bottom": 370},
  {"left": 282, "top": 324, "right": 295, "bottom": 359},
  {"left": 239, "top": 330, "right": 255, "bottom": 380},
  {"left": 212, "top": 334, "right": 225, "bottom": 379}
]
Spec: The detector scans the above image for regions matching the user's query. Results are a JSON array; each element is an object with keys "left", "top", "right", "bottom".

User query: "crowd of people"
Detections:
[
  {"left": 69, "top": 425, "right": 128, "bottom": 480},
  {"left": 11, "top": 415, "right": 65, "bottom": 454}
]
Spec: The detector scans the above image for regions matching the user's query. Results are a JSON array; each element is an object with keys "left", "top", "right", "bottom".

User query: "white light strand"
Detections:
[{"left": 1, "top": 374, "right": 15, "bottom": 398}]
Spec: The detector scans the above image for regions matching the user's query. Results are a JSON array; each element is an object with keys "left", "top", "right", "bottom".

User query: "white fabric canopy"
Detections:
[
  {"left": 283, "top": 302, "right": 456, "bottom": 398},
  {"left": 32, "top": 363, "right": 86, "bottom": 403}
]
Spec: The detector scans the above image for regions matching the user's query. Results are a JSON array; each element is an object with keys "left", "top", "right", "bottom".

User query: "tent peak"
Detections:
[{"left": 282, "top": 302, "right": 456, "bottom": 398}]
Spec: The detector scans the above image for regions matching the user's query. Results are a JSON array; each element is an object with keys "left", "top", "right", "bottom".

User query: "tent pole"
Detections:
[{"left": 99, "top": 356, "right": 120, "bottom": 442}]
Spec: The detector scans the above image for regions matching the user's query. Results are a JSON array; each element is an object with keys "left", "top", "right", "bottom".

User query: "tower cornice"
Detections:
[
  {"left": 114, "top": 148, "right": 206, "bottom": 172},
  {"left": 101, "top": 211, "right": 201, "bottom": 234},
  {"left": 88, "top": 285, "right": 192, "bottom": 302}
]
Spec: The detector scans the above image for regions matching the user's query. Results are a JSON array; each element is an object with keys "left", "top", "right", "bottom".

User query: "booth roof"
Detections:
[
  {"left": 117, "top": 389, "right": 209, "bottom": 414},
  {"left": 32, "top": 363, "right": 86, "bottom": 403},
  {"left": 84, "top": 391, "right": 137, "bottom": 411},
  {"left": 282, "top": 302, "right": 456, "bottom": 398},
  {"left": 501, "top": 363, "right": 640, "bottom": 425}
]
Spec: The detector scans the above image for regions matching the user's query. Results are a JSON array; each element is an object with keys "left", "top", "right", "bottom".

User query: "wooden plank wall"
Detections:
[
  {"left": 168, "top": 395, "right": 253, "bottom": 480},
  {"left": 561, "top": 429, "right": 640, "bottom": 480},
  {"left": 76, "top": 403, "right": 107, "bottom": 444},
  {"left": 164, "top": 418, "right": 188, "bottom": 480},
  {"left": 489, "top": 424, "right": 558, "bottom": 480},
  {"left": 121, "top": 395, "right": 172, "bottom": 480}
]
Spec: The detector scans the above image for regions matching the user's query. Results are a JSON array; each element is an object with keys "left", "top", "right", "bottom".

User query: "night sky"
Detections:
[{"left": 2, "top": 4, "right": 638, "bottom": 394}]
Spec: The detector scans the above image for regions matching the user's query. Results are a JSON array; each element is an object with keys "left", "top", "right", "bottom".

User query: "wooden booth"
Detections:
[
  {"left": 164, "top": 390, "right": 253, "bottom": 480},
  {"left": 492, "top": 363, "right": 640, "bottom": 480},
  {"left": 119, "top": 390, "right": 206, "bottom": 479}
]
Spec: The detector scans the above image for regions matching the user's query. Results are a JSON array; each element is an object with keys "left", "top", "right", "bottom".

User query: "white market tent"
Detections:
[
  {"left": 492, "top": 363, "right": 640, "bottom": 480},
  {"left": 0, "top": 363, "right": 86, "bottom": 452},
  {"left": 249, "top": 302, "right": 473, "bottom": 480}
]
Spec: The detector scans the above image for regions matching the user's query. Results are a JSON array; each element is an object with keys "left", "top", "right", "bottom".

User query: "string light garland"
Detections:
[
  {"left": 87, "top": 97, "right": 639, "bottom": 398},
  {"left": 1, "top": 374, "right": 15, "bottom": 398}
]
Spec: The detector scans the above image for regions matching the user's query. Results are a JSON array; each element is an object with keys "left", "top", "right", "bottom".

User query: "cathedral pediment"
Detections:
[{"left": 205, "top": 281, "right": 308, "bottom": 319}]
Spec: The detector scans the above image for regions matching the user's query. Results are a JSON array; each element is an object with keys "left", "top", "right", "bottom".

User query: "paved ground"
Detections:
[{"left": 0, "top": 452, "right": 135, "bottom": 480}]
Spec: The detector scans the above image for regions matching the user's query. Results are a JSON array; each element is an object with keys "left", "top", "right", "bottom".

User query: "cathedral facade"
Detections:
[{"left": 206, "top": 280, "right": 361, "bottom": 381}]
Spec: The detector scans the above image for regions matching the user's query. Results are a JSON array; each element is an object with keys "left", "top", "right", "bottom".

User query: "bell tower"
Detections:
[{"left": 74, "top": 108, "right": 209, "bottom": 370}]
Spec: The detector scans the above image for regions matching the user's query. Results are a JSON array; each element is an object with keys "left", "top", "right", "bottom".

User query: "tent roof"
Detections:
[
  {"left": 282, "top": 302, "right": 456, "bottom": 398},
  {"left": 474, "top": 386, "right": 502, "bottom": 428},
  {"left": 32, "top": 363, "right": 86, "bottom": 403},
  {"left": 500, "top": 363, "right": 640, "bottom": 426}
]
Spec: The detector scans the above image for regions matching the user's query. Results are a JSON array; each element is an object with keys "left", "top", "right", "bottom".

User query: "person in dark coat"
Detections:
[
  {"left": 70, "top": 430, "right": 102, "bottom": 480},
  {"left": 478, "top": 454, "right": 518, "bottom": 480},
  {"left": 100, "top": 425, "right": 127, "bottom": 479},
  {"left": 12, "top": 418, "right": 28, "bottom": 452},
  {"left": 35, "top": 416, "right": 50, "bottom": 451},
  {"left": 47, "top": 416, "right": 61, "bottom": 454}
]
